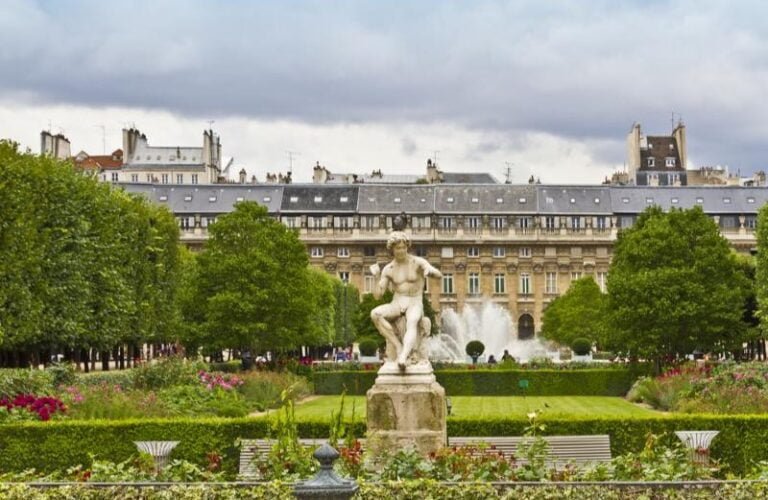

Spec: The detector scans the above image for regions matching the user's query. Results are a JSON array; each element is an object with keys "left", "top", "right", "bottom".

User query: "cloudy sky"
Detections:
[{"left": 1, "top": 0, "right": 766, "bottom": 183}]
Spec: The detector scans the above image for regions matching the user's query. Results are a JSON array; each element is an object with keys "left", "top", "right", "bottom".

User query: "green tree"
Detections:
[
  {"left": 607, "top": 206, "right": 748, "bottom": 367},
  {"left": 541, "top": 277, "right": 607, "bottom": 348},
  {"left": 354, "top": 292, "right": 438, "bottom": 347},
  {"left": 190, "top": 202, "right": 323, "bottom": 354},
  {"left": 333, "top": 280, "right": 359, "bottom": 346}
]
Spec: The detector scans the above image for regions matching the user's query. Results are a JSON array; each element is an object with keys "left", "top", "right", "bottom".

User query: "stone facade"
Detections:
[{"left": 120, "top": 182, "right": 765, "bottom": 337}]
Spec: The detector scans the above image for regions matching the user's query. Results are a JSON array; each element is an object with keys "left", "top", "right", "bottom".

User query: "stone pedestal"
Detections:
[{"left": 366, "top": 361, "right": 447, "bottom": 457}]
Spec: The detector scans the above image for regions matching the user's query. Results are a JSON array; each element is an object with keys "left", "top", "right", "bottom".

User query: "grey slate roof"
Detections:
[
  {"left": 118, "top": 182, "right": 768, "bottom": 217},
  {"left": 357, "top": 185, "right": 435, "bottom": 214},
  {"left": 435, "top": 185, "right": 537, "bottom": 213},
  {"left": 610, "top": 186, "right": 768, "bottom": 214},
  {"left": 119, "top": 183, "right": 283, "bottom": 214},
  {"left": 280, "top": 185, "right": 359, "bottom": 213},
  {"left": 537, "top": 186, "right": 613, "bottom": 214}
]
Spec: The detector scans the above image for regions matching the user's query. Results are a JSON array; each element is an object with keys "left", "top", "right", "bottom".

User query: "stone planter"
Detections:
[
  {"left": 134, "top": 441, "right": 179, "bottom": 472},
  {"left": 675, "top": 430, "right": 719, "bottom": 465}
]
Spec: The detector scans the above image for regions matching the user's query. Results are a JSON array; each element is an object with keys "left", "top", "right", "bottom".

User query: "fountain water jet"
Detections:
[{"left": 428, "top": 301, "right": 555, "bottom": 363}]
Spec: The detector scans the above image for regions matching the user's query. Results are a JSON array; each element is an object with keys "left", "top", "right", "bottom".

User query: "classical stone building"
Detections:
[{"left": 121, "top": 181, "right": 765, "bottom": 338}]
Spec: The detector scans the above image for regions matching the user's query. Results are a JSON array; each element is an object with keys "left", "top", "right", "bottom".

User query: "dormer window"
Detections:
[
  {"left": 446, "top": 197, "right": 455, "bottom": 203},
  {"left": 647, "top": 158, "right": 655, "bottom": 168},
  {"left": 666, "top": 157, "right": 676, "bottom": 167},
  {"left": 671, "top": 197, "right": 679, "bottom": 204},
  {"left": 184, "top": 195, "right": 192, "bottom": 201},
  {"left": 209, "top": 196, "right": 217, "bottom": 202},
  {"left": 748, "top": 197, "right": 756, "bottom": 204},
  {"left": 646, "top": 197, "right": 654, "bottom": 204},
  {"left": 340, "top": 196, "right": 349, "bottom": 203},
  {"left": 159, "top": 195, "right": 168, "bottom": 202},
  {"left": 264, "top": 196, "right": 271, "bottom": 202},
  {"left": 420, "top": 198, "right": 427, "bottom": 203},
  {"left": 723, "top": 197, "right": 732, "bottom": 204},
  {"left": 669, "top": 143, "right": 675, "bottom": 150},
  {"left": 594, "top": 198, "right": 600, "bottom": 204},
  {"left": 695, "top": 197, "right": 704, "bottom": 204},
  {"left": 622, "top": 197, "right": 630, "bottom": 204},
  {"left": 290, "top": 196, "right": 298, "bottom": 203},
  {"left": 314, "top": 196, "right": 322, "bottom": 203},
  {"left": 471, "top": 197, "right": 479, "bottom": 203},
  {"left": 570, "top": 198, "right": 576, "bottom": 204},
  {"left": 519, "top": 197, "right": 527, "bottom": 203},
  {"left": 496, "top": 198, "right": 503, "bottom": 204},
  {"left": 236, "top": 196, "right": 244, "bottom": 202},
  {"left": 394, "top": 197, "right": 401, "bottom": 203}
]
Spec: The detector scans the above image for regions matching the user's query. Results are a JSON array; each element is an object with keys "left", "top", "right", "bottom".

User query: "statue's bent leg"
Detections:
[
  {"left": 371, "top": 305, "right": 403, "bottom": 358},
  {"left": 397, "top": 305, "right": 423, "bottom": 369}
]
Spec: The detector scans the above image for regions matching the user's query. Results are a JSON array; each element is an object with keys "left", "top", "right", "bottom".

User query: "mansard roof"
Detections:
[
  {"left": 610, "top": 186, "right": 768, "bottom": 213},
  {"left": 435, "top": 185, "right": 537, "bottom": 213},
  {"left": 537, "top": 186, "right": 613, "bottom": 214},
  {"left": 280, "top": 185, "right": 359, "bottom": 213},
  {"left": 357, "top": 185, "right": 435, "bottom": 214},
  {"left": 120, "top": 183, "right": 283, "bottom": 214}
]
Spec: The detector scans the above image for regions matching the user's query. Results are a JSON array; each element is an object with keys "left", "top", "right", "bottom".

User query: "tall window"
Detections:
[
  {"left": 571, "top": 271, "right": 582, "bottom": 282},
  {"left": 570, "top": 217, "right": 581, "bottom": 230},
  {"left": 494, "top": 274, "right": 506, "bottom": 294},
  {"left": 364, "top": 275, "right": 375, "bottom": 294},
  {"left": 597, "top": 272, "right": 608, "bottom": 293},
  {"left": 467, "top": 247, "right": 480, "bottom": 257},
  {"left": 493, "top": 246, "right": 506, "bottom": 258},
  {"left": 545, "top": 272, "right": 558, "bottom": 294},
  {"left": 161, "top": 174, "right": 169, "bottom": 184},
  {"left": 363, "top": 246, "right": 376, "bottom": 257},
  {"left": 339, "top": 272, "right": 350, "bottom": 283},
  {"left": 415, "top": 246, "right": 428, "bottom": 257},
  {"left": 442, "top": 274, "right": 454, "bottom": 294},
  {"left": 545, "top": 216, "right": 556, "bottom": 232},
  {"left": 519, "top": 247, "right": 531, "bottom": 257},
  {"left": 519, "top": 273, "right": 531, "bottom": 295},
  {"left": 337, "top": 247, "right": 350, "bottom": 258},
  {"left": 176, "top": 174, "right": 183, "bottom": 184},
  {"left": 191, "top": 174, "right": 199, "bottom": 185},
  {"left": 595, "top": 216, "right": 607, "bottom": 231},
  {"left": 517, "top": 216, "right": 531, "bottom": 233},
  {"left": 468, "top": 273, "right": 480, "bottom": 295},
  {"left": 310, "top": 247, "right": 323, "bottom": 257},
  {"left": 111, "top": 172, "right": 119, "bottom": 182},
  {"left": 440, "top": 217, "right": 454, "bottom": 230},
  {"left": 441, "top": 247, "right": 454, "bottom": 258},
  {"left": 466, "top": 216, "right": 480, "bottom": 232},
  {"left": 131, "top": 174, "right": 139, "bottom": 182},
  {"left": 491, "top": 216, "right": 506, "bottom": 231}
]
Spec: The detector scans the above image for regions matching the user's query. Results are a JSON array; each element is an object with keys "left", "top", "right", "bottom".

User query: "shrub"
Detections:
[
  {"left": 45, "top": 362, "right": 76, "bottom": 387},
  {"left": 0, "top": 369, "right": 54, "bottom": 398},
  {"left": 314, "top": 368, "right": 646, "bottom": 396},
  {"left": 75, "top": 370, "right": 134, "bottom": 390},
  {"left": 626, "top": 364, "right": 708, "bottom": 411},
  {"left": 238, "top": 371, "right": 312, "bottom": 412},
  {"left": 571, "top": 338, "right": 592, "bottom": 356},
  {"left": 131, "top": 356, "right": 204, "bottom": 390},
  {"left": 465, "top": 340, "right": 485, "bottom": 363},
  {"left": 61, "top": 383, "right": 170, "bottom": 420},
  {"left": 358, "top": 338, "right": 379, "bottom": 357}
]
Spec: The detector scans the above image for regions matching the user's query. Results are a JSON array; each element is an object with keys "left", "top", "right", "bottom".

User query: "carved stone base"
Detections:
[{"left": 366, "top": 378, "right": 446, "bottom": 458}]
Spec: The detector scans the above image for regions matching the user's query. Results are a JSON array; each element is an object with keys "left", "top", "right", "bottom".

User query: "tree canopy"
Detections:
[
  {"left": 185, "top": 201, "right": 331, "bottom": 353},
  {"left": 606, "top": 206, "right": 749, "bottom": 363},
  {"left": 0, "top": 140, "right": 181, "bottom": 365},
  {"left": 540, "top": 276, "right": 607, "bottom": 348}
]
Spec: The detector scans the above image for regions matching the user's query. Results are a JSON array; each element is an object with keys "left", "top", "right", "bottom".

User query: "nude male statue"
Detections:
[{"left": 370, "top": 230, "right": 443, "bottom": 370}]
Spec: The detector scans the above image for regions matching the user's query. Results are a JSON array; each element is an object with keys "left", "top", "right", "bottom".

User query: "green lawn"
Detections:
[{"left": 288, "top": 396, "right": 663, "bottom": 420}]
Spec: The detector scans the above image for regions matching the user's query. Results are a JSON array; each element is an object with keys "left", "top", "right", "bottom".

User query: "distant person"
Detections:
[
  {"left": 487, "top": 354, "right": 497, "bottom": 364},
  {"left": 501, "top": 350, "right": 513, "bottom": 362}
]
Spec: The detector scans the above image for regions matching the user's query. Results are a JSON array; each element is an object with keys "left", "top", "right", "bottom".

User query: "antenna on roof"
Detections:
[
  {"left": 504, "top": 162, "right": 514, "bottom": 184},
  {"left": 433, "top": 150, "right": 440, "bottom": 166},
  {"left": 47, "top": 120, "right": 52, "bottom": 132},
  {"left": 206, "top": 120, "right": 215, "bottom": 131},
  {"left": 286, "top": 151, "right": 300, "bottom": 174},
  {"left": 670, "top": 111, "right": 676, "bottom": 130}
]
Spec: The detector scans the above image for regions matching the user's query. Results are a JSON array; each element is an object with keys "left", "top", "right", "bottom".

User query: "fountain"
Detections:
[{"left": 429, "top": 301, "right": 556, "bottom": 363}]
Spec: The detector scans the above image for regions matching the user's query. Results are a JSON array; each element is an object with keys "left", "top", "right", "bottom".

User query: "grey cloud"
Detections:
[
  {"left": 1, "top": 1, "right": 767, "bottom": 173},
  {"left": 401, "top": 136, "right": 417, "bottom": 156}
]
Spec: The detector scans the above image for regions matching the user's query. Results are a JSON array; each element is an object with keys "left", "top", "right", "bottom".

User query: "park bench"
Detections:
[
  {"left": 239, "top": 435, "right": 610, "bottom": 478},
  {"left": 448, "top": 435, "right": 612, "bottom": 467},
  {"left": 238, "top": 438, "right": 346, "bottom": 479}
]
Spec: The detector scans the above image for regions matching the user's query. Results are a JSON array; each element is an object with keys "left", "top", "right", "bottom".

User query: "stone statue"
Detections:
[{"left": 370, "top": 230, "right": 442, "bottom": 370}]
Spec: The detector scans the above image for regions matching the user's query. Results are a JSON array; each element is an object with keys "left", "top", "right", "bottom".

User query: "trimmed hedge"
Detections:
[
  {"left": 3, "top": 413, "right": 768, "bottom": 476},
  {"left": 314, "top": 367, "right": 650, "bottom": 396},
  {"left": 1, "top": 481, "right": 768, "bottom": 499}
]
